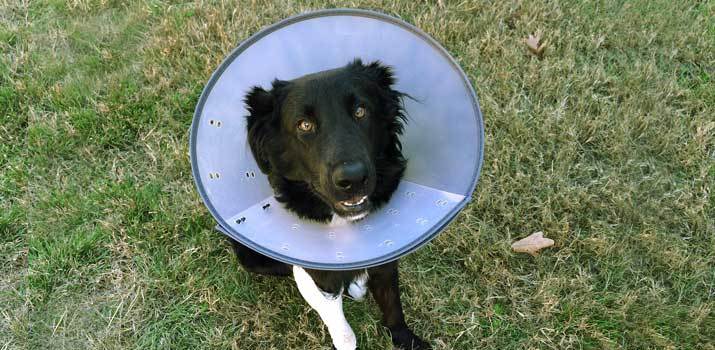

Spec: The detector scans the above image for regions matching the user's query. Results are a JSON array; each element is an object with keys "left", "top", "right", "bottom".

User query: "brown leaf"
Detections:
[
  {"left": 511, "top": 231, "right": 554, "bottom": 256},
  {"left": 524, "top": 33, "right": 547, "bottom": 57}
]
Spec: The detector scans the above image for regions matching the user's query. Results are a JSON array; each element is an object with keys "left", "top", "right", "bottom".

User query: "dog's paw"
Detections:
[
  {"left": 346, "top": 273, "right": 369, "bottom": 301},
  {"left": 390, "top": 327, "right": 431, "bottom": 350}
]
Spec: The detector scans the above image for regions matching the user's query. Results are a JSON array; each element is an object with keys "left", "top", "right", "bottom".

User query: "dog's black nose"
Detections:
[{"left": 332, "top": 161, "right": 368, "bottom": 191}]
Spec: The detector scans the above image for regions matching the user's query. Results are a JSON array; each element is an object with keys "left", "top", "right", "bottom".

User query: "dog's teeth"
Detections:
[{"left": 341, "top": 196, "right": 367, "bottom": 207}]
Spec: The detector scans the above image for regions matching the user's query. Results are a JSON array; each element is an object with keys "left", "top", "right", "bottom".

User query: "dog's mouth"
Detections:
[
  {"left": 339, "top": 195, "right": 367, "bottom": 208},
  {"left": 308, "top": 183, "right": 373, "bottom": 221},
  {"left": 334, "top": 195, "right": 371, "bottom": 221}
]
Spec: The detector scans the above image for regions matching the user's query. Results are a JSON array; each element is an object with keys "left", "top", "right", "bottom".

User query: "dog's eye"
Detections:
[
  {"left": 297, "top": 119, "right": 315, "bottom": 132},
  {"left": 354, "top": 106, "right": 367, "bottom": 119}
]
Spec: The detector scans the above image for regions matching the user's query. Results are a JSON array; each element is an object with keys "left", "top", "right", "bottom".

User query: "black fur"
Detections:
[{"left": 229, "top": 59, "right": 429, "bottom": 349}]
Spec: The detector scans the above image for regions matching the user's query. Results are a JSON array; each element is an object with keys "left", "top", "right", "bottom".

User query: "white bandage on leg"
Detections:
[{"left": 293, "top": 266, "right": 356, "bottom": 350}]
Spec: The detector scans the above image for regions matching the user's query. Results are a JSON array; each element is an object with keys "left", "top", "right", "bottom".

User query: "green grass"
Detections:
[{"left": 2, "top": 0, "right": 714, "bottom": 349}]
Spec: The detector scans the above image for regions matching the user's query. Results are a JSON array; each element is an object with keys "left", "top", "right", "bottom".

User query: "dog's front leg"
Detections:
[
  {"left": 293, "top": 266, "right": 356, "bottom": 350},
  {"left": 368, "top": 261, "right": 430, "bottom": 350}
]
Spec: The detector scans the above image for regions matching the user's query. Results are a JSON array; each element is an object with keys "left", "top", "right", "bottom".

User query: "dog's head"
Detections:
[{"left": 244, "top": 59, "right": 406, "bottom": 221}]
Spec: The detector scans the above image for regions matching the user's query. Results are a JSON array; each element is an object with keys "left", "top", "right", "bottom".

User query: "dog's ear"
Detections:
[
  {"left": 348, "top": 59, "right": 396, "bottom": 89},
  {"left": 245, "top": 80, "right": 290, "bottom": 115},
  {"left": 244, "top": 86, "right": 273, "bottom": 116},
  {"left": 244, "top": 80, "right": 288, "bottom": 174}
]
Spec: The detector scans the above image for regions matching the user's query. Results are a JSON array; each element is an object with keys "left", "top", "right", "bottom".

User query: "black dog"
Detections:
[{"left": 228, "top": 59, "right": 429, "bottom": 350}]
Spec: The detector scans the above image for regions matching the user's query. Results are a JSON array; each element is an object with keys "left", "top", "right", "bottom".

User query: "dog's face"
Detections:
[{"left": 245, "top": 60, "right": 406, "bottom": 220}]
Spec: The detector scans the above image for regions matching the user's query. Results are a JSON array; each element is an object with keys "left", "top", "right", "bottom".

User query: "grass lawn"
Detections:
[{"left": 2, "top": 0, "right": 714, "bottom": 349}]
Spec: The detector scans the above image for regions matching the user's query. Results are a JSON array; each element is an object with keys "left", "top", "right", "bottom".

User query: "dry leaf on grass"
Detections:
[
  {"left": 511, "top": 231, "right": 554, "bottom": 256},
  {"left": 524, "top": 33, "right": 547, "bottom": 57}
]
